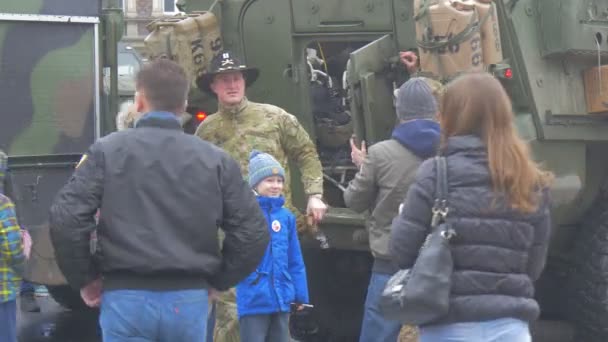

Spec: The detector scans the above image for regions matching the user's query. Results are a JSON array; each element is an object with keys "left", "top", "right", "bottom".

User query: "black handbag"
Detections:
[{"left": 379, "top": 156, "right": 455, "bottom": 325}]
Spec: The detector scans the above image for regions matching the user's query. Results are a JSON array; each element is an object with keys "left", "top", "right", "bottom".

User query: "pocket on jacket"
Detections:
[
  {"left": 281, "top": 270, "right": 296, "bottom": 303},
  {"left": 240, "top": 271, "right": 271, "bottom": 309}
]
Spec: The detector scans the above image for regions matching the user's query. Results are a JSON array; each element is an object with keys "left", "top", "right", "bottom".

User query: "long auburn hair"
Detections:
[{"left": 440, "top": 73, "right": 553, "bottom": 213}]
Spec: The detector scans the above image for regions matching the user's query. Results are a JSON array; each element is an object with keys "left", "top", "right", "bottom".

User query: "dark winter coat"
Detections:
[
  {"left": 50, "top": 111, "right": 269, "bottom": 292},
  {"left": 390, "top": 135, "right": 551, "bottom": 325}
]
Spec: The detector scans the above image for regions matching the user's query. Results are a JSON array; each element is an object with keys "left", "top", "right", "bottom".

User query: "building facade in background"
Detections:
[{"left": 119, "top": 0, "right": 180, "bottom": 56}]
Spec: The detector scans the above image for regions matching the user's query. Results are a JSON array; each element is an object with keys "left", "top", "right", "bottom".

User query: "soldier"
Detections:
[{"left": 195, "top": 51, "right": 328, "bottom": 342}]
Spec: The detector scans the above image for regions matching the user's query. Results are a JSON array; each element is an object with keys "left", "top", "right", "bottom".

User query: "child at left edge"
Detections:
[
  {"left": 237, "top": 150, "right": 310, "bottom": 342},
  {"left": 0, "top": 149, "right": 29, "bottom": 342}
]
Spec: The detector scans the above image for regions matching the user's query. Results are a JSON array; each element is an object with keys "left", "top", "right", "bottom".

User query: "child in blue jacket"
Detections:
[{"left": 237, "top": 150, "right": 309, "bottom": 342}]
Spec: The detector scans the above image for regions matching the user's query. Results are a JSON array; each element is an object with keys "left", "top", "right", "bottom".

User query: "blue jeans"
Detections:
[
  {"left": 419, "top": 318, "right": 531, "bottom": 342},
  {"left": 20, "top": 280, "right": 35, "bottom": 294},
  {"left": 359, "top": 272, "right": 401, "bottom": 342},
  {"left": 100, "top": 289, "right": 208, "bottom": 342},
  {"left": 0, "top": 300, "right": 17, "bottom": 342},
  {"left": 239, "top": 313, "right": 289, "bottom": 342}
]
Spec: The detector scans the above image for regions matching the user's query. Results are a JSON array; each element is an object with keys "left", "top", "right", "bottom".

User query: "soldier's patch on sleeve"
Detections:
[{"left": 76, "top": 154, "right": 88, "bottom": 169}]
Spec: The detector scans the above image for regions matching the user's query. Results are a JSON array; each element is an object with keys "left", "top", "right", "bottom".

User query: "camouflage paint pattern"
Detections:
[
  {"left": 0, "top": 0, "right": 110, "bottom": 285},
  {"left": 0, "top": 0, "right": 99, "bottom": 155}
]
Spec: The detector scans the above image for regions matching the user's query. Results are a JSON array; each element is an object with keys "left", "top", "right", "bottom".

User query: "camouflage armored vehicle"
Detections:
[
  {"left": 156, "top": 0, "right": 608, "bottom": 341},
  {"left": 0, "top": 0, "right": 123, "bottom": 308},
  {"left": 5, "top": 0, "right": 608, "bottom": 341}
]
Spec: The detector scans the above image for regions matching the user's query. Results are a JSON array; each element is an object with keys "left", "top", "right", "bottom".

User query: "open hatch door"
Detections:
[{"left": 345, "top": 34, "right": 402, "bottom": 146}]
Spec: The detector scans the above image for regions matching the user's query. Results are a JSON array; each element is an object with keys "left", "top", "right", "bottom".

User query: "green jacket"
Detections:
[{"left": 196, "top": 98, "right": 323, "bottom": 213}]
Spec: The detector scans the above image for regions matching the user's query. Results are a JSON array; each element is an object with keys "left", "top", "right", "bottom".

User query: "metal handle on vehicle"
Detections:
[{"left": 318, "top": 21, "right": 364, "bottom": 28}]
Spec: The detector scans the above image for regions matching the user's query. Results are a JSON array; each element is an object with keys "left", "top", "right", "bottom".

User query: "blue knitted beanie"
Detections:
[{"left": 248, "top": 150, "right": 285, "bottom": 188}]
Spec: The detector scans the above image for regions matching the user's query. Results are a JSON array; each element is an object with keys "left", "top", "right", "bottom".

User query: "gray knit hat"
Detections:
[
  {"left": 395, "top": 77, "right": 438, "bottom": 121},
  {"left": 248, "top": 150, "right": 285, "bottom": 188}
]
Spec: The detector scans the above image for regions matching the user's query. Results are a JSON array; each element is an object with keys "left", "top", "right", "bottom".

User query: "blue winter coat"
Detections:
[{"left": 236, "top": 195, "right": 309, "bottom": 318}]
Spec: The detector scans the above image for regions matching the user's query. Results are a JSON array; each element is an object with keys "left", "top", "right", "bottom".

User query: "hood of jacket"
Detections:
[{"left": 391, "top": 119, "right": 440, "bottom": 159}]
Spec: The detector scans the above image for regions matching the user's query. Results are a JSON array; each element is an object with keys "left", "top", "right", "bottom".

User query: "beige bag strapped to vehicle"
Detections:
[
  {"left": 144, "top": 11, "right": 223, "bottom": 89},
  {"left": 473, "top": 0, "right": 503, "bottom": 65},
  {"left": 413, "top": 0, "right": 499, "bottom": 82}
]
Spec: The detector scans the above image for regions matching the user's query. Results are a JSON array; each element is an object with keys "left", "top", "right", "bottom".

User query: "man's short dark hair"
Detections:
[{"left": 136, "top": 59, "right": 189, "bottom": 113}]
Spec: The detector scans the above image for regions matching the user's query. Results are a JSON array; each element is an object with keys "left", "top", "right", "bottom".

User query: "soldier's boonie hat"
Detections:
[{"left": 196, "top": 50, "right": 259, "bottom": 95}]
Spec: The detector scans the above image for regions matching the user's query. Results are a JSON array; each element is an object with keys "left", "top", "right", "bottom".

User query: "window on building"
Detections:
[
  {"left": 164, "top": 0, "right": 177, "bottom": 13},
  {"left": 117, "top": 0, "right": 123, "bottom": 8}
]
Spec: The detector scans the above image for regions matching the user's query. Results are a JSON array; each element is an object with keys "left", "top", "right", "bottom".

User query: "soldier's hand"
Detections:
[
  {"left": 209, "top": 288, "right": 220, "bottom": 302},
  {"left": 400, "top": 51, "right": 419, "bottom": 74},
  {"left": 350, "top": 137, "right": 367, "bottom": 169},
  {"left": 307, "top": 196, "right": 327, "bottom": 224}
]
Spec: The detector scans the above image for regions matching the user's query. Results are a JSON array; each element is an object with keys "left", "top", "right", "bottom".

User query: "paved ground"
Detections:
[{"left": 17, "top": 297, "right": 100, "bottom": 342}]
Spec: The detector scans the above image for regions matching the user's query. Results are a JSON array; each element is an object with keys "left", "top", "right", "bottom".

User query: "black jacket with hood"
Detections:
[{"left": 50, "top": 112, "right": 269, "bottom": 291}]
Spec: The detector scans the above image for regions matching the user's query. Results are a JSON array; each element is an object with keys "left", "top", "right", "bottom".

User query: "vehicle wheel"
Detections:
[
  {"left": 47, "top": 285, "right": 92, "bottom": 311},
  {"left": 567, "top": 200, "right": 608, "bottom": 342}
]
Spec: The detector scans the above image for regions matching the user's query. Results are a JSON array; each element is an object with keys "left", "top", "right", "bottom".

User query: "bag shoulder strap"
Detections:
[{"left": 431, "top": 156, "right": 449, "bottom": 228}]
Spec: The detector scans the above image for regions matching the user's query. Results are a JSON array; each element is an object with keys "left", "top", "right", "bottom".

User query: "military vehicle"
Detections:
[
  {"left": 0, "top": 0, "right": 123, "bottom": 308},
  {"left": 152, "top": 0, "right": 608, "bottom": 341},
  {"left": 5, "top": 0, "right": 608, "bottom": 341},
  {"left": 117, "top": 42, "right": 144, "bottom": 113}
]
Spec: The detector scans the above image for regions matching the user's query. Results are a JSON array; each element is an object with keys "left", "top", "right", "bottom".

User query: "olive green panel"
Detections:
[
  {"left": 504, "top": 0, "right": 608, "bottom": 140},
  {"left": 538, "top": 0, "right": 608, "bottom": 57},
  {"left": 0, "top": 0, "right": 100, "bottom": 16},
  {"left": 290, "top": 0, "right": 394, "bottom": 33},
  {"left": 346, "top": 34, "right": 398, "bottom": 145},
  {"left": 393, "top": 0, "right": 418, "bottom": 50}
]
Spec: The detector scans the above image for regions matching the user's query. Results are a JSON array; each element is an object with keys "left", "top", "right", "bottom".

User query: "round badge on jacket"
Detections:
[{"left": 272, "top": 220, "right": 281, "bottom": 232}]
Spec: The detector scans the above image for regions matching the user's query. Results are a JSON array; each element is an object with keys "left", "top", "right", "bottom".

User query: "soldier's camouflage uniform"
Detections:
[{"left": 195, "top": 97, "right": 323, "bottom": 342}]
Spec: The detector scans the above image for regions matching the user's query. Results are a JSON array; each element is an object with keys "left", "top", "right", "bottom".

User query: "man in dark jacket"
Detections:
[
  {"left": 49, "top": 59, "right": 269, "bottom": 342},
  {"left": 344, "top": 78, "right": 440, "bottom": 342}
]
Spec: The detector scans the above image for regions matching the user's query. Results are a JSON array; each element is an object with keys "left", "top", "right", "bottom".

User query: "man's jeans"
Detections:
[
  {"left": 0, "top": 300, "right": 17, "bottom": 342},
  {"left": 419, "top": 318, "right": 531, "bottom": 342},
  {"left": 359, "top": 272, "right": 401, "bottom": 342},
  {"left": 100, "top": 289, "right": 208, "bottom": 342}
]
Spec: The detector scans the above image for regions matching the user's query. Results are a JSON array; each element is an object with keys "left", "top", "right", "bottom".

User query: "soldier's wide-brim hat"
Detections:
[{"left": 196, "top": 51, "right": 259, "bottom": 95}]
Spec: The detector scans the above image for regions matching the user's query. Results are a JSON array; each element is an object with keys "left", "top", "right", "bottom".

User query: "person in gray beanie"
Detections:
[{"left": 344, "top": 77, "right": 440, "bottom": 341}]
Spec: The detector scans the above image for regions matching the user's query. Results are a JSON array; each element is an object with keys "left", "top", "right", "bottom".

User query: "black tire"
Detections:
[
  {"left": 567, "top": 200, "right": 608, "bottom": 342},
  {"left": 47, "top": 285, "right": 93, "bottom": 312}
]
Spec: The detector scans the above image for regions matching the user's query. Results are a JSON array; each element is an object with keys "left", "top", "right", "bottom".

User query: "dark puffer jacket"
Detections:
[{"left": 390, "top": 135, "right": 551, "bottom": 325}]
